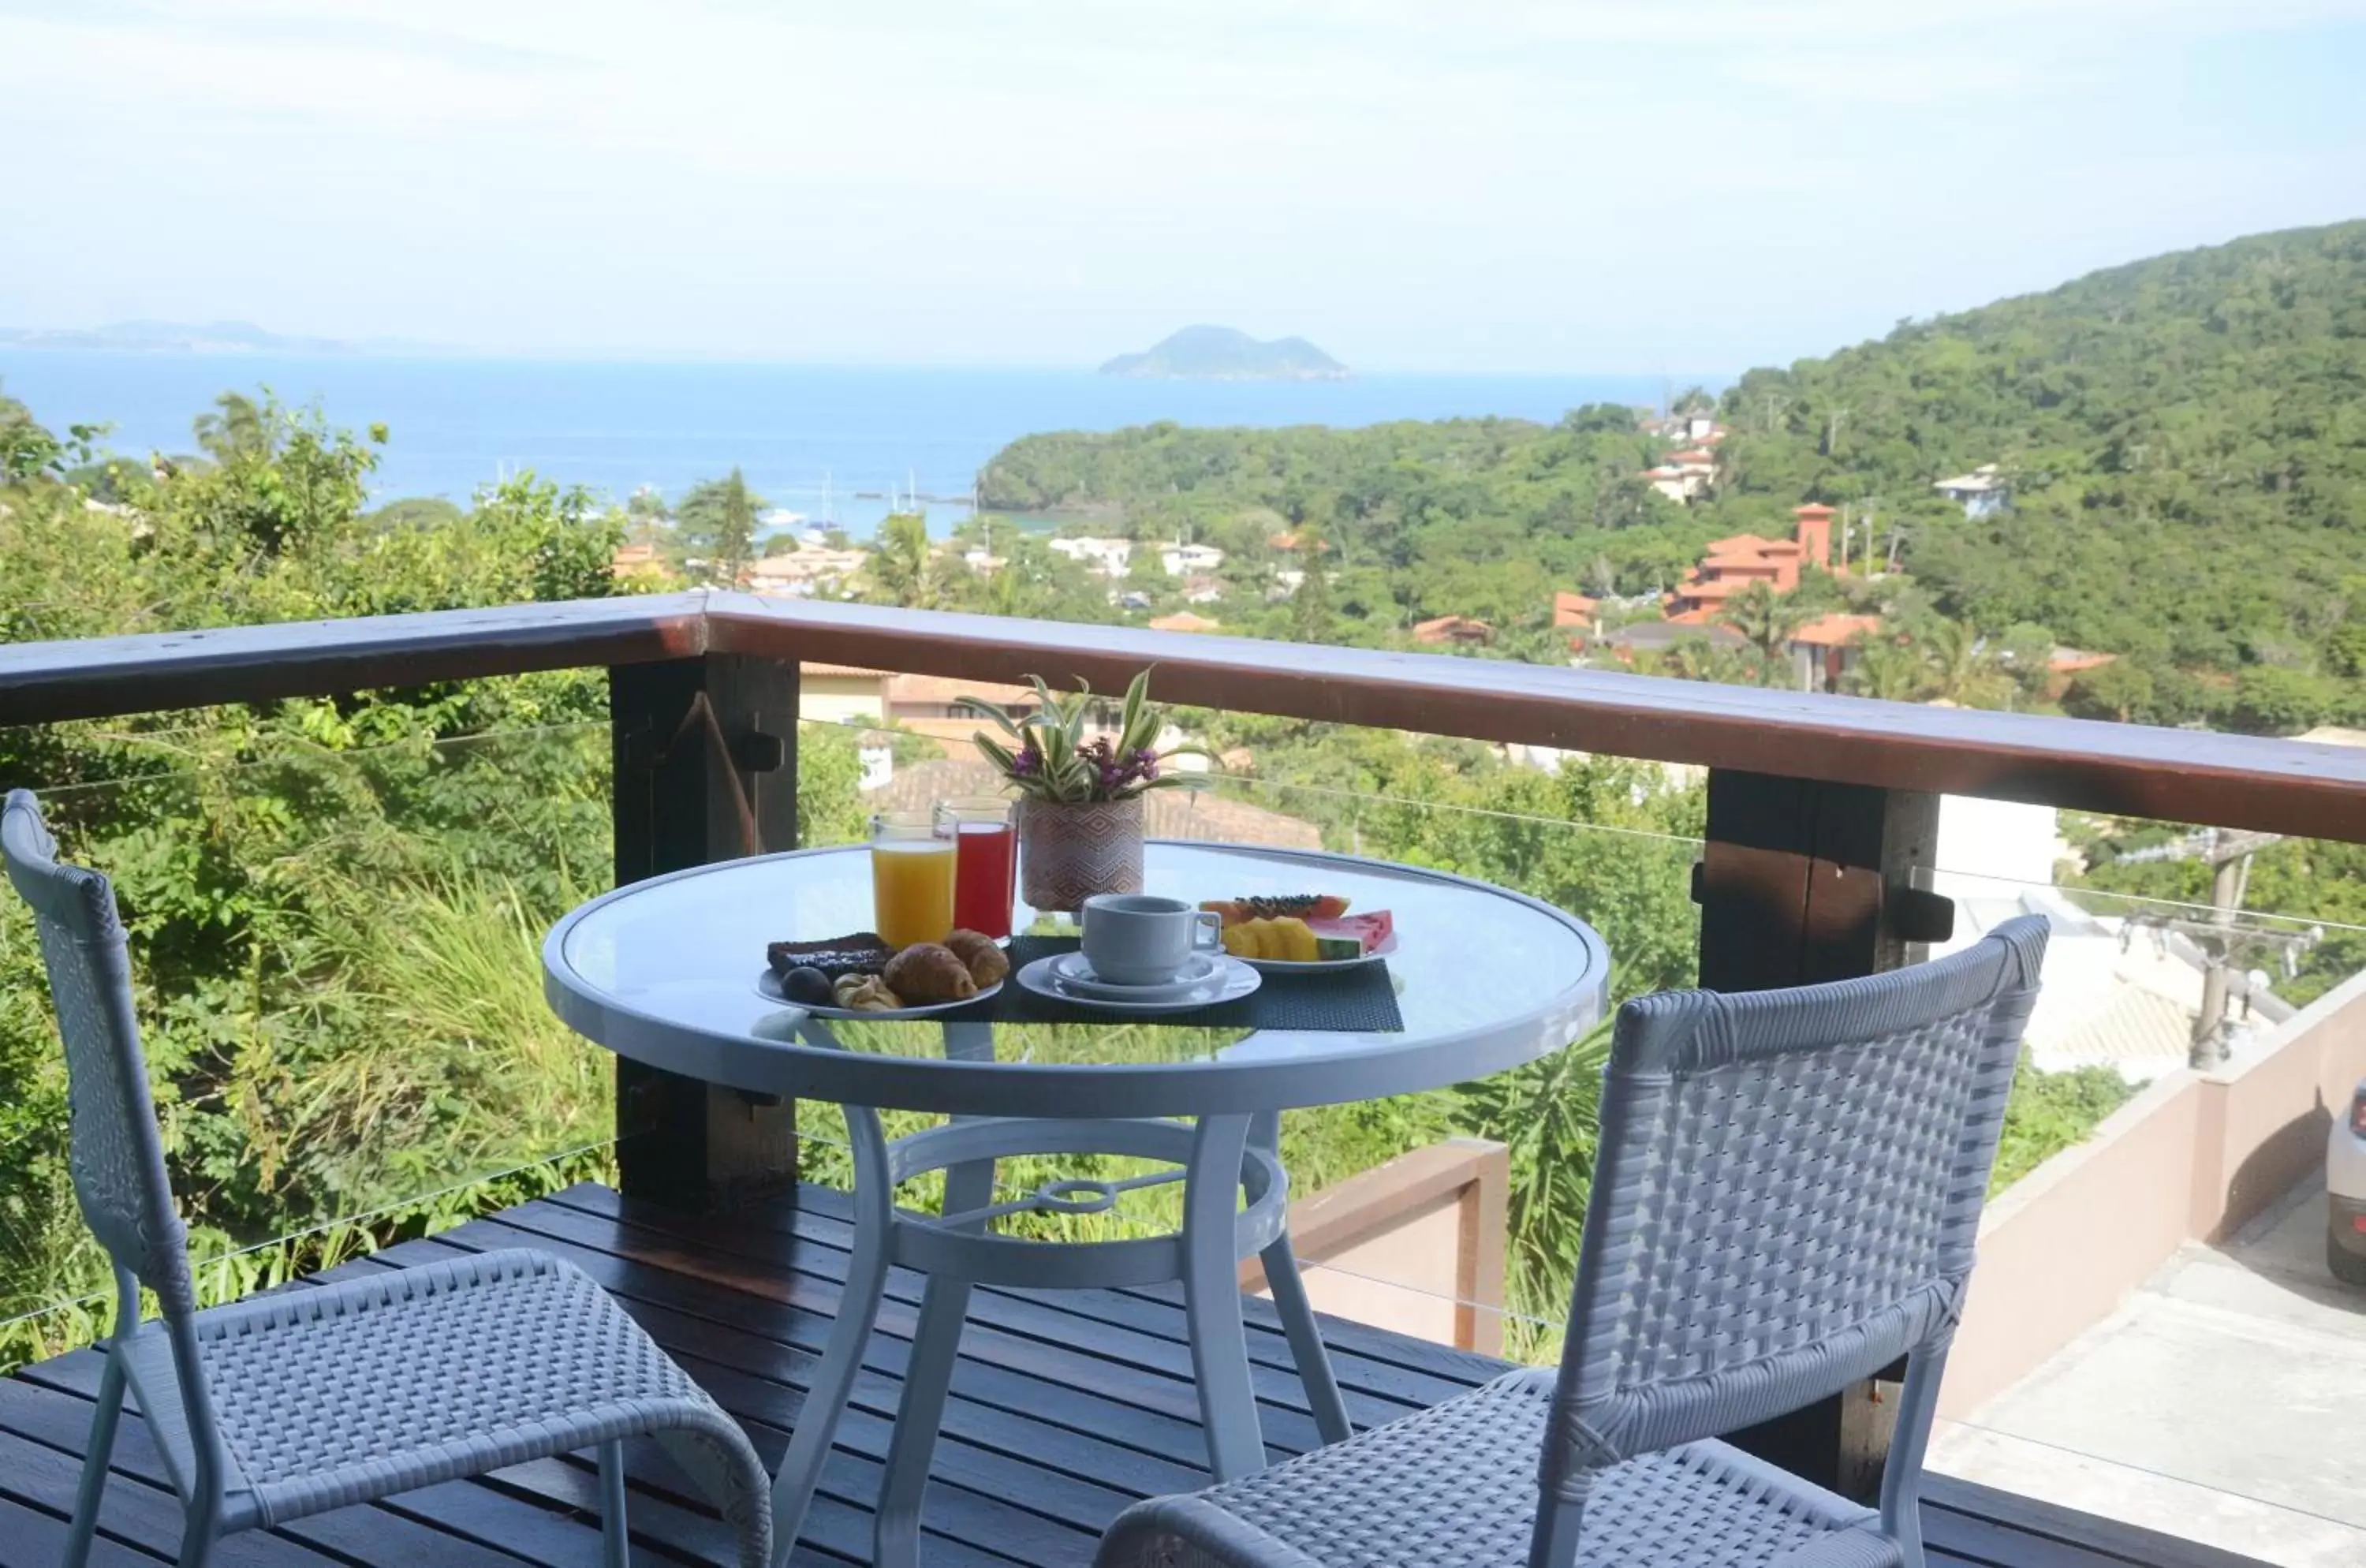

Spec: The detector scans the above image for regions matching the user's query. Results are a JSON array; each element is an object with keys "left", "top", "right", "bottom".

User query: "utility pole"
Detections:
[
  {"left": 1823, "top": 407, "right": 1849, "bottom": 458},
  {"left": 2189, "top": 830, "right": 2276, "bottom": 1070},
  {"left": 2121, "top": 829, "right": 2309, "bottom": 1070}
]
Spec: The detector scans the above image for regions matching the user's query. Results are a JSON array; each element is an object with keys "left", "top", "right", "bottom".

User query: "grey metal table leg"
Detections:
[
  {"left": 1184, "top": 1114, "right": 1267, "bottom": 1479},
  {"left": 768, "top": 1098, "right": 894, "bottom": 1567},
  {"left": 874, "top": 1021, "right": 998, "bottom": 1568},
  {"left": 1248, "top": 1111, "right": 1353, "bottom": 1447},
  {"left": 874, "top": 1148, "right": 996, "bottom": 1566}
]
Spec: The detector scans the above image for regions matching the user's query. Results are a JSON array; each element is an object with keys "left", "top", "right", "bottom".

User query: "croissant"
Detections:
[
  {"left": 944, "top": 929, "right": 1009, "bottom": 987},
  {"left": 883, "top": 943, "right": 979, "bottom": 1003}
]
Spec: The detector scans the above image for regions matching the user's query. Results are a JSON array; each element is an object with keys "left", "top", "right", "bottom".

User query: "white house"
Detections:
[
  {"left": 1049, "top": 536, "right": 1134, "bottom": 577},
  {"left": 1160, "top": 543, "right": 1227, "bottom": 577},
  {"left": 1934, "top": 464, "right": 2010, "bottom": 518}
]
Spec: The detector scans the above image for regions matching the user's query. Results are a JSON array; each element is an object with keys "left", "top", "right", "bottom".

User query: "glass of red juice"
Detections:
[{"left": 936, "top": 796, "right": 1017, "bottom": 940}]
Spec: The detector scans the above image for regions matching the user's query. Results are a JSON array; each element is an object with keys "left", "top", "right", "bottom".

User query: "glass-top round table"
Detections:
[
  {"left": 543, "top": 840, "right": 1611, "bottom": 1568},
  {"left": 545, "top": 840, "right": 1610, "bottom": 1119}
]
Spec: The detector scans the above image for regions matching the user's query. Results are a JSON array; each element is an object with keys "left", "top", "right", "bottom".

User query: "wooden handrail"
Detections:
[
  {"left": 0, "top": 596, "right": 708, "bottom": 724},
  {"left": 2, "top": 591, "right": 2361, "bottom": 842}
]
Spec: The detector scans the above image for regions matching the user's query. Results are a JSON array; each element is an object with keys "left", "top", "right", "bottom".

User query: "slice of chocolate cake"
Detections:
[{"left": 766, "top": 932, "right": 894, "bottom": 979}]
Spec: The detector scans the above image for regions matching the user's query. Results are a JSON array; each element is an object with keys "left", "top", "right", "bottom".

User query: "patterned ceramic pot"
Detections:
[{"left": 1016, "top": 797, "right": 1144, "bottom": 913}]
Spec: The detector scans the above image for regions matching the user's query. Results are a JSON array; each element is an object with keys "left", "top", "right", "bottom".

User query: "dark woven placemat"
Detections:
[{"left": 939, "top": 935, "right": 1403, "bottom": 1032}]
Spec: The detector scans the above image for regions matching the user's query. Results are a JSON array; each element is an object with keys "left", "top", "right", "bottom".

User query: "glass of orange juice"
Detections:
[{"left": 869, "top": 810, "right": 955, "bottom": 948}]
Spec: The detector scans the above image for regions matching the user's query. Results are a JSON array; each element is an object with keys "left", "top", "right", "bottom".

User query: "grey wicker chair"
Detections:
[
  {"left": 3, "top": 789, "right": 772, "bottom": 1568},
  {"left": 1096, "top": 915, "right": 2049, "bottom": 1568}
]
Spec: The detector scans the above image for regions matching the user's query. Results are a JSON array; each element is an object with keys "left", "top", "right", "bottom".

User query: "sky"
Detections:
[{"left": 4, "top": 0, "right": 2366, "bottom": 375}]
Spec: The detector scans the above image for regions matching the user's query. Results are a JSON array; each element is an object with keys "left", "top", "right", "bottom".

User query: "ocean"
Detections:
[{"left": 0, "top": 352, "right": 1673, "bottom": 538}]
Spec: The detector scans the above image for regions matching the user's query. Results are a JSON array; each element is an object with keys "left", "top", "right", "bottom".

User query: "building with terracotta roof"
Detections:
[
  {"left": 1411, "top": 615, "right": 1495, "bottom": 647},
  {"left": 1666, "top": 504, "right": 1837, "bottom": 622},
  {"left": 1787, "top": 613, "right": 1885, "bottom": 692},
  {"left": 1551, "top": 592, "right": 1599, "bottom": 629},
  {"left": 2043, "top": 647, "right": 2118, "bottom": 700},
  {"left": 1148, "top": 610, "right": 1222, "bottom": 633},
  {"left": 610, "top": 542, "right": 666, "bottom": 581}
]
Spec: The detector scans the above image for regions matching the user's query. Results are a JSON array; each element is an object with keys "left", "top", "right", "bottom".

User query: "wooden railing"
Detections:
[
  {"left": 7, "top": 590, "right": 2360, "bottom": 837},
  {"left": 6, "top": 589, "right": 2364, "bottom": 1499}
]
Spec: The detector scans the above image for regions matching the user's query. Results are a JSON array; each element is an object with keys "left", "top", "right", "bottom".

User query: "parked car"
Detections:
[{"left": 2331, "top": 1077, "right": 2366, "bottom": 1286}]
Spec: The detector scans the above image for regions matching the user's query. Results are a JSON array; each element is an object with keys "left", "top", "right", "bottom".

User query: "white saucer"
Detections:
[
  {"left": 1048, "top": 950, "right": 1223, "bottom": 999},
  {"left": 1014, "top": 954, "right": 1261, "bottom": 1014}
]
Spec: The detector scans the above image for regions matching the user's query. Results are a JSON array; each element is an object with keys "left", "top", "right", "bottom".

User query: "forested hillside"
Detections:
[
  {"left": 983, "top": 411, "right": 1705, "bottom": 640},
  {"left": 983, "top": 221, "right": 2366, "bottom": 730},
  {"left": 1714, "top": 220, "right": 2366, "bottom": 722}
]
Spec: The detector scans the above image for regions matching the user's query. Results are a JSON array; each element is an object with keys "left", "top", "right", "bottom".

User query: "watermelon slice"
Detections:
[{"left": 1307, "top": 910, "right": 1392, "bottom": 958}]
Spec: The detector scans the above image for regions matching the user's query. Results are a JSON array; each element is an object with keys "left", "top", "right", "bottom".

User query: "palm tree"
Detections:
[
  {"left": 868, "top": 512, "right": 935, "bottom": 609},
  {"left": 1919, "top": 618, "right": 2013, "bottom": 707},
  {"left": 1653, "top": 637, "right": 1755, "bottom": 686},
  {"left": 1718, "top": 582, "right": 1815, "bottom": 686},
  {"left": 1847, "top": 635, "right": 1931, "bottom": 702},
  {"left": 193, "top": 391, "right": 270, "bottom": 464}
]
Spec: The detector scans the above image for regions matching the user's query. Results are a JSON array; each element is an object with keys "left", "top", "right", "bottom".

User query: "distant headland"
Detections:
[
  {"left": 0, "top": 320, "right": 450, "bottom": 357},
  {"left": 1098, "top": 325, "right": 1349, "bottom": 381}
]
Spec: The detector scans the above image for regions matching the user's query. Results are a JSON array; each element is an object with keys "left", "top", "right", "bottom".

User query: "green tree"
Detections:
[
  {"left": 2230, "top": 665, "right": 2337, "bottom": 734},
  {"left": 1718, "top": 582, "right": 1812, "bottom": 685},
  {"left": 193, "top": 390, "right": 271, "bottom": 463},
  {"left": 2062, "top": 659, "right": 2156, "bottom": 722},
  {"left": 1917, "top": 618, "right": 2013, "bottom": 707},
  {"left": 867, "top": 512, "right": 936, "bottom": 608},
  {"left": 1848, "top": 634, "right": 1934, "bottom": 702},
  {"left": 0, "top": 390, "right": 631, "bottom": 1361},
  {"left": 623, "top": 485, "right": 674, "bottom": 547},
  {"left": 1998, "top": 621, "right": 2058, "bottom": 703},
  {"left": 676, "top": 468, "right": 764, "bottom": 583},
  {"left": 1289, "top": 524, "right": 1336, "bottom": 644}
]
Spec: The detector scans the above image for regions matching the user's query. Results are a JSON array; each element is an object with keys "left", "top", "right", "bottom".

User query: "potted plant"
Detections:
[{"left": 968, "top": 671, "right": 1203, "bottom": 911}]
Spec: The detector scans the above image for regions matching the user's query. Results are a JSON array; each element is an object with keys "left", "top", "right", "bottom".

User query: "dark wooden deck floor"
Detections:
[{"left": 0, "top": 1182, "right": 2267, "bottom": 1567}]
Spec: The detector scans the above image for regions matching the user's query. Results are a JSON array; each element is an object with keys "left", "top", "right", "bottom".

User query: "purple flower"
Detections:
[{"left": 1011, "top": 745, "right": 1043, "bottom": 777}]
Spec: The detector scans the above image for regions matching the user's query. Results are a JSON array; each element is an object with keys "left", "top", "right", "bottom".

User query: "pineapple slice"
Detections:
[{"left": 1272, "top": 917, "right": 1320, "bottom": 962}]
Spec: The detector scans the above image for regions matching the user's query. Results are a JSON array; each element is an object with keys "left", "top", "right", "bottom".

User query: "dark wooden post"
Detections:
[
  {"left": 610, "top": 655, "right": 802, "bottom": 1210},
  {"left": 1694, "top": 767, "right": 1950, "bottom": 1500}
]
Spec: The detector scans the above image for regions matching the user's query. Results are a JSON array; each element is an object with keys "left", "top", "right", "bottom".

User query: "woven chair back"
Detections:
[
  {"left": 1539, "top": 916, "right": 2047, "bottom": 1497},
  {"left": 2, "top": 790, "right": 198, "bottom": 1320}
]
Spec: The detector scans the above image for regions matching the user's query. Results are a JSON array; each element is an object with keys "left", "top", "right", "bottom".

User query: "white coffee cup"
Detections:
[{"left": 1080, "top": 893, "right": 1223, "bottom": 987}]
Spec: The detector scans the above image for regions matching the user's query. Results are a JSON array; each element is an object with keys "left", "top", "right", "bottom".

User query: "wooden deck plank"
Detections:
[
  {"left": 0, "top": 1182, "right": 2274, "bottom": 1568},
  {"left": 521, "top": 1188, "right": 1468, "bottom": 1419},
  {"left": 574, "top": 1182, "right": 1509, "bottom": 1399}
]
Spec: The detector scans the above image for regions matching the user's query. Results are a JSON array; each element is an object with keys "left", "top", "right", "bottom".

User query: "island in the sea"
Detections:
[
  {"left": 0, "top": 319, "right": 450, "bottom": 356},
  {"left": 1098, "top": 325, "right": 1349, "bottom": 381}
]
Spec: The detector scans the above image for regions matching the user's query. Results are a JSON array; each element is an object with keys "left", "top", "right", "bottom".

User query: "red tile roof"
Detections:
[{"left": 1789, "top": 613, "right": 1883, "bottom": 648}]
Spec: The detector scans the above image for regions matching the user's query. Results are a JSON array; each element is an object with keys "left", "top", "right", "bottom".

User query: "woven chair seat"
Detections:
[
  {"left": 122, "top": 1249, "right": 770, "bottom": 1562},
  {"left": 1097, "top": 1369, "right": 1898, "bottom": 1568}
]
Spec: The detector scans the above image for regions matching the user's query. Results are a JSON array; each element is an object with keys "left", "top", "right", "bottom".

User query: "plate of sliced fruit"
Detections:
[{"left": 1200, "top": 895, "right": 1398, "bottom": 974}]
